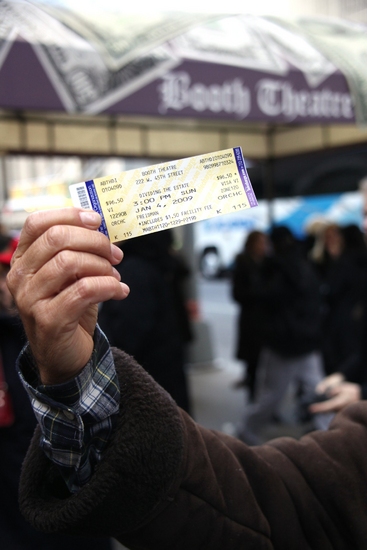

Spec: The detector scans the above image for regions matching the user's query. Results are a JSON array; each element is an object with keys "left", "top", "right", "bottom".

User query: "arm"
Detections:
[
  {"left": 17, "top": 348, "right": 367, "bottom": 549},
  {"left": 7, "top": 208, "right": 130, "bottom": 491}
]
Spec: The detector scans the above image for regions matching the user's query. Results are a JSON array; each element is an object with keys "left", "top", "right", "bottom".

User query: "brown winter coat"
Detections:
[{"left": 19, "top": 348, "right": 367, "bottom": 549}]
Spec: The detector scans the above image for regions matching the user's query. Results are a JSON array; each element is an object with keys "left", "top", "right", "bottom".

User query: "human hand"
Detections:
[
  {"left": 309, "top": 382, "right": 362, "bottom": 414},
  {"left": 7, "top": 208, "right": 129, "bottom": 384},
  {"left": 315, "top": 372, "right": 345, "bottom": 395}
]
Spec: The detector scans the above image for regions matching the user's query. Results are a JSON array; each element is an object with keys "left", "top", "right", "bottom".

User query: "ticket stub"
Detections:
[{"left": 69, "top": 147, "right": 257, "bottom": 243}]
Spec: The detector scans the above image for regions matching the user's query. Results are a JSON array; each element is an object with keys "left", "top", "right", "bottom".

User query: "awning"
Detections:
[{"left": 0, "top": 1, "right": 367, "bottom": 162}]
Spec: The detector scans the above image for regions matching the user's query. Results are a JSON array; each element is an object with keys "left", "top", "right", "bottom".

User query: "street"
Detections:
[{"left": 196, "top": 277, "right": 239, "bottom": 362}]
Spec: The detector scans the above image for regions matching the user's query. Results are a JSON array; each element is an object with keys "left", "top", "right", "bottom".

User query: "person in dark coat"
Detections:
[
  {"left": 6, "top": 207, "right": 367, "bottom": 550},
  {"left": 98, "top": 229, "right": 192, "bottom": 413},
  {"left": 231, "top": 230, "right": 268, "bottom": 399},
  {"left": 310, "top": 224, "right": 367, "bottom": 416},
  {"left": 0, "top": 236, "right": 113, "bottom": 550},
  {"left": 238, "top": 226, "right": 328, "bottom": 444},
  {"left": 310, "top": 223, "right": 364, "bottom": 377}
]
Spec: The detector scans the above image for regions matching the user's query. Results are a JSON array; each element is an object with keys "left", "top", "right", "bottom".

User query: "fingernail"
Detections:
[
  {"left": 121, "top": 282, "right": 130, "bottom": 296},
  {"left": 111, "top": 244, "right": 123, "bottom": 262},
  {"left": 79, "top": 210, "right": 101, "bottom": 227}
]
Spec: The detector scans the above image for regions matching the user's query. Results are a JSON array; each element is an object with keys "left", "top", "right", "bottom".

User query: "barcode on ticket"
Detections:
[{"left": 70, "top": 184, "right": 92, "bottom": 210}]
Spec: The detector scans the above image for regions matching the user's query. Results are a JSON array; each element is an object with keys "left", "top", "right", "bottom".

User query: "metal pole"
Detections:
[{"left": 264, "top": 125, "right": 275, "bottom": 229}]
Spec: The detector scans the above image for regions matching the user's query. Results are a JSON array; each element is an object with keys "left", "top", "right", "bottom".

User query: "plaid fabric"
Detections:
[{"left": 17, "top": 325, "right": 120, "bottom": 493}]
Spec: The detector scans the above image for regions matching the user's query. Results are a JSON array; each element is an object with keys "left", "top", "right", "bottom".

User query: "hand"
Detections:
[
  {"left": 315, "top": 372, "right": 345, "bottom": 395},
  {"left": 7, "top": 208, "right": 129, "bottom": 384},
  {"left": 309, "top": 382, "right": 362, "bottom": 414}
]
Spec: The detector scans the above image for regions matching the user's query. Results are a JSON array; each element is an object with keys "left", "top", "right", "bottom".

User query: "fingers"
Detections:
[
  {"left": 17, "top": 224, "right": 120, "bottom": 277},
  {"left": 315, "top": 373, "right": 345, "bottom": 394},
  {"left": 31, "top": 276, "right": 128, "bottom": 339},
  {"left": 16, "top": 250, "right": 125, "bottom": 306},
  {"left": 10, "top": 243, "right": 130, "bottom": 331},
  {"left": 18, "top": 221, "right": 121, "bottom": 272},
  {"left": 51, "top": 275, "right": 129, "bottom": 324},
  {"left": 309, "top": 383, "right": 362, "bottom": 414},
  {"left": 7, "top": 208, "right": 124, "bottom": 301},
  {"left": 309, "top": 395, "right": 343, "bottom": 414},
  {"left": 12, "top": 208, "right": 101, "bottom": 263}
]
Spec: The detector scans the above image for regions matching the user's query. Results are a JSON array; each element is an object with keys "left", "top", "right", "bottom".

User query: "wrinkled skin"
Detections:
[{"left": 6, "top": 208, "right": 129, "bottom": 384}]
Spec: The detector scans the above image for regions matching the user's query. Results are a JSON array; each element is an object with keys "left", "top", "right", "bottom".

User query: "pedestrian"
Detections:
[
  {"left": 311, "top": 222, "right": 364, "bottom": 376},
  {"left": 237, "top": 226, "right": 328, "bottom": 444},
  {"left": 309, "top": 182, "right": 367, "bottom": 418},
  {"left": 98, "top": 230, "right": 192, "bottom": 413},
  {"left": 231, "top": 230, "right": 268, "bottom": 399}
]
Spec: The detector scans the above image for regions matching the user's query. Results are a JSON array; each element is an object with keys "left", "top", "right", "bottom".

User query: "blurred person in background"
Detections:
[
  {"left": 231, "top": 230, "right": 269, "bottom": 400},
  {"left": 310, "top": 222, "right": 365, "bottom": 378},
  {"left": 342, "top": 223, "right": 367, "bottom": 269},
  {"left": 98, "top": 229, "right": 192, "bottom": 413},
  {"left": 310, "top": 180, "right": 367, "bottom": 417},
  {"left": 0, "top": 232, "right": 113, "bottom": 550},
  {"left": 237, "top": 226, "right": 329, "bottom": 445}
]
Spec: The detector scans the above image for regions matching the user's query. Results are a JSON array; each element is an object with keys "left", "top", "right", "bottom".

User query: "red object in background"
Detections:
[
  {"left": 0, "top": 356, "right": 14, "bottom": 427},
  {"left": 186, "top": 299, "right": 201, "bottom": 321},
  {"left": 0, "top": 237, "right": 19, "bottom": 266}
]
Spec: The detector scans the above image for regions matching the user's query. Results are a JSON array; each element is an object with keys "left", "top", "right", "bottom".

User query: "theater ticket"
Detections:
[{"left": 69, "top": 147, "right": 257, "bottom": 242}]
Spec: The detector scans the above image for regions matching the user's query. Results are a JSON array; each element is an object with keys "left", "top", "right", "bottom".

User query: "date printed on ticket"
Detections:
[{"left": 69, "top": 147, "right": 257, "bottom": 242}]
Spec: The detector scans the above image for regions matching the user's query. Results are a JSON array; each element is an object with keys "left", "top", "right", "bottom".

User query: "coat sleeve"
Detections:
[{"left": 19, "top": 348, "right": 367, "bottom": 549}]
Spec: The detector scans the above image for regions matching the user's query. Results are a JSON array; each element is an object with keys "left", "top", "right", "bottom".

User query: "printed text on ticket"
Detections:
[{"left": 69, "top": 147, "right": 257, "bottom": 242}]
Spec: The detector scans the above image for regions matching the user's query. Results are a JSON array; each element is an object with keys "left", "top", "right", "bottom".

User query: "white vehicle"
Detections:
[
  {"left": 194, "top": 202, "right": 269, "bottom": 278},
  {"left": 194, "top": 192, "right": 363, "bottom": 278}
]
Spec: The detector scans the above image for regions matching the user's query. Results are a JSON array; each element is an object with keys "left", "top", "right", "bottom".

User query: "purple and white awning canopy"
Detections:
[{"left": 1, "top": 0, "right": 366, "bottom": 124}]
